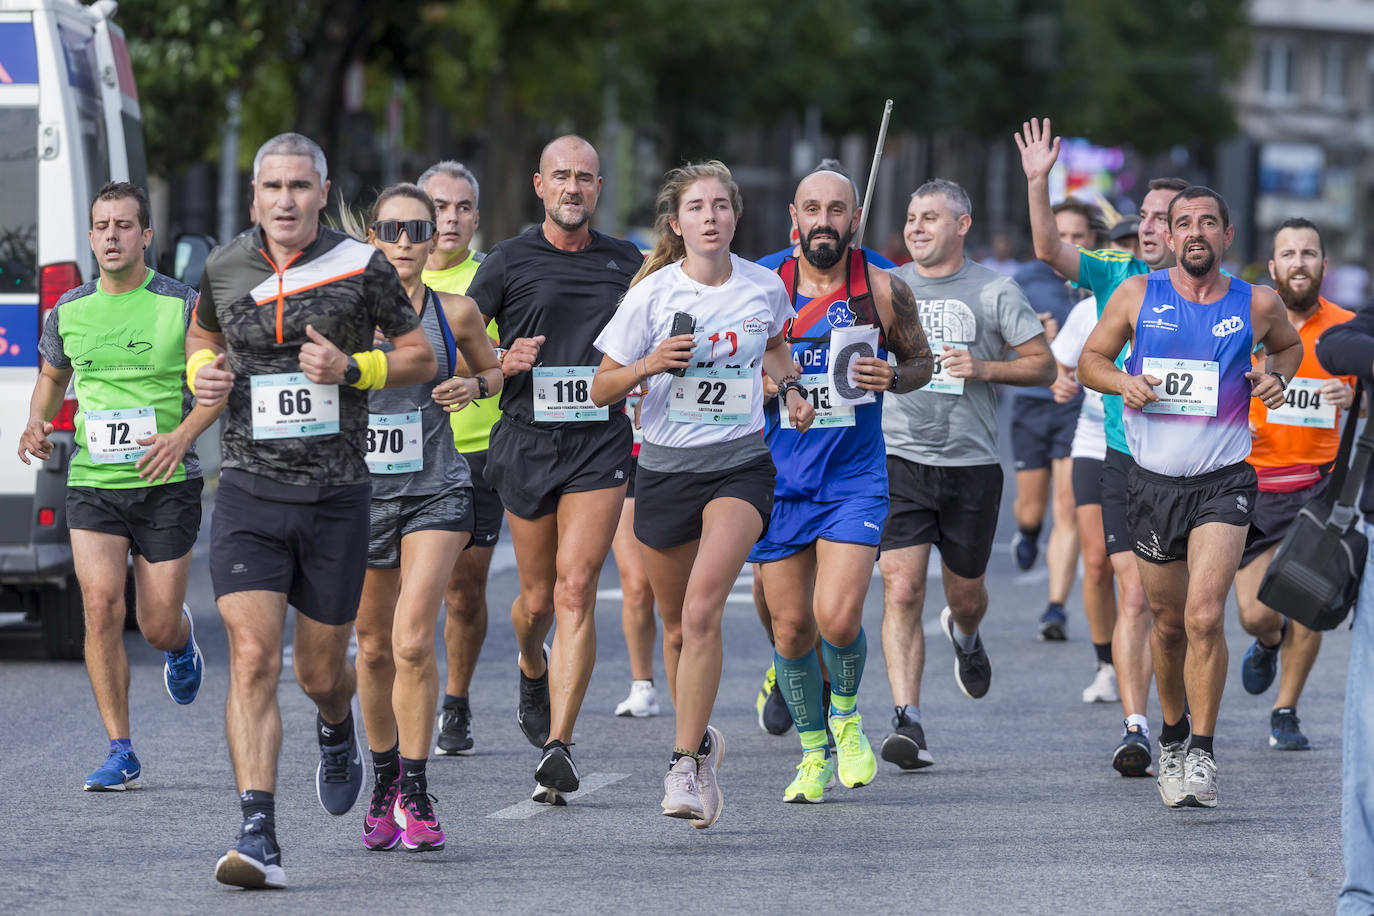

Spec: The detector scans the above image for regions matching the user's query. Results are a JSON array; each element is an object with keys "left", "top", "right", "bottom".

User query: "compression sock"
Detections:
[
  {"left": 775, "top": 648, "right": 826, "bottom": 748},
  {"left": 372, "top": 742, "right": 400, "bottom": 786},
  {"left": 1094, "top": 642, "right": 1113, "bottom": 666},
  {"left": 821, "top": 629, "right": 867, "bottom": 717},
  {"left": 1189, "top": 734, "right": 1214, "bottom": 757},
  {"left": 240, "top": 789, "right": 275, "bottom": 833},
  {"left": 1160, "top": 716, "right": 1190, "bottom": 746},
  {"left": 399, "top": 756, "right": 428, "bottom": 798},
  {"left": 109, "top": 738, "right": 133, "bottom": 755}
]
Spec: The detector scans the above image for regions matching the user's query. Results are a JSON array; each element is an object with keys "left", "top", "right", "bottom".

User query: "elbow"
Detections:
[
  {"left": 589, "top": 378, "right": 614, "bottom": 408},
  {"left": 905, "top": 360, "right": 934, "bottom": 392},
  {"left": 1034, "top": 355, "right": 1057, "bottom": 386}
]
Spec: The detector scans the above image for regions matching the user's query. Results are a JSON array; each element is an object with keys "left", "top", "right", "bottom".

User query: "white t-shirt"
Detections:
[
  {"left": 595, "top": 254, "right": 794, "bottom": 449},
  {"left": 1050, "top": 297, "right": 1106, "bottom": 461}
]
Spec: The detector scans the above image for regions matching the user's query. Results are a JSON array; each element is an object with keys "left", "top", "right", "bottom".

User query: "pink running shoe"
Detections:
[
  {"left": 362, "top": 780, "right": 401, "bottom": 851},
  {"left": 394, "top": 791, "right": 446, "bottom": 852}
]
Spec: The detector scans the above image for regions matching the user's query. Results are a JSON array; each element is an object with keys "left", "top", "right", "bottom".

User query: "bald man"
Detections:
[
  {"left": 465, "top": 135, "right": 644, "bottom": 804},
  {"left": 749, "top": 164, "right": 934, "bottom": 802}
]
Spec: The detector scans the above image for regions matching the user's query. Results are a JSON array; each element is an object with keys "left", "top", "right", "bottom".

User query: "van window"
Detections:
[
  {"left": 60, "top": 26, "right": 109, "bottom": 206},
  {"left": 121, "top": 112, "right": 147, "bottom": 191},
  {"left": 0, "top": 108, "right": 38, "bottom": 294}
]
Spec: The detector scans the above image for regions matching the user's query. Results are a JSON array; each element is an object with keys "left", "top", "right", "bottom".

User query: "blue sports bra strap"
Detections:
[{"left": 429, "top": 287, "right": 458, "bottom": 377}]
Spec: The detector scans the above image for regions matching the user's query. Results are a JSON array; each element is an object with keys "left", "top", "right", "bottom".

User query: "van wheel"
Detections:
[
  {"left": 40, "top": 574, "right": 84, "bottom": 660},
  {"left": 124, "top": 572, "right": 138, "bottom": 630}
]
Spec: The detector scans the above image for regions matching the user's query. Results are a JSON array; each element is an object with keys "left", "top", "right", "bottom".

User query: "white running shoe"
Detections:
[
  {"left": 661, "top": 756, "right": 703, "bottom": 820},
  {"left": 614, "top": 680, "right": 660, "bottom": 718},
  {"left": 1081, "top": 662, "right": 1119, "bottom": 704},
  {"left": 691, "top": 726, "right": 724, "bottom": 830},
  {"left": 1181, "top": 749, "right": 1218, "bottom": 808},
  {"left": 1157, "top": 741, "right": 1187, "bottom": 808}
]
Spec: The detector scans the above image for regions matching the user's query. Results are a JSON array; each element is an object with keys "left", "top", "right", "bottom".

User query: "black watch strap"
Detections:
[
  {"left": 1268, "top": 370, "right": 1288, "bottom": 390},
  {"left": 343, "top": 356, "right": 362, "bottom": 386},
  {"left": 476, "top": 375, "right": 489, "bottom": 399}
]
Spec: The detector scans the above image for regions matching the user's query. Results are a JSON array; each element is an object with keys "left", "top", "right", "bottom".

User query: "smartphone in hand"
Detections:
[{"left": 668, "top": 311, "right": 696, "bottom": 377}]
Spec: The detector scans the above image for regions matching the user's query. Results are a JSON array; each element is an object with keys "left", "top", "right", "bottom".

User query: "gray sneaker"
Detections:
[
  {"left": 1181, "top": 748, "right": 1218, "bottom": 808},
  {"left": 661, "top": 756, "right": 703, "bottom": 820},
  {"left": 691, "top": 726, "right": 725, "bottom": 830},
  {"left": 1157, "top": 741, "right": 1187, "bottom": 808}
]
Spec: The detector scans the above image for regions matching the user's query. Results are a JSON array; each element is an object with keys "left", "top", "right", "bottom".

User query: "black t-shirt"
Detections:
[{"left": 468, "top": 226, "right": 643, "bottom": 426}]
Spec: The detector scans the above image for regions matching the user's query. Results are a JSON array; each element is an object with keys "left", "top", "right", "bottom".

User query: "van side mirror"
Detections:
[{"left": 167, "top": 234, "right": 215, "bottom": 289}]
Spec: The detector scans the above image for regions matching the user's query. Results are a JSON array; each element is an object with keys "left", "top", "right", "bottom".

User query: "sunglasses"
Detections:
[{"left": 371, "top": 219, "right": 435, "bottom": 243}]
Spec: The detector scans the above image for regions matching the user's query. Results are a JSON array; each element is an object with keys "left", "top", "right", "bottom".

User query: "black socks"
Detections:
[
  {"left": 1093, "top": 642, "right": 1113, "bottom": 666},
  {"left": 1190, "top": 734, "right": 1214, "bottom": 757},
  {"left": 372, "top": 742, "right": 400, "bottom": 786},
  {"left": 1160, "top": 716, "right": 1190, "bottom": 746},
  {"left": 400, "top": 756, "right": 427, "bottom": 797},
  {"left": 240, "top": 789, "right": 275, "bottom": 834},
  {"left": 317, "top": 710, "right": 353, "bottom": 747}
]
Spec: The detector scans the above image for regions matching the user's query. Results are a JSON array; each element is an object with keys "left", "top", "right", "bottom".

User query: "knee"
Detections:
[
  {"left": 445, "top": 579, "right": 486, "bottom": 619},
  {"left": 661, "top": 620, "right": 683, "bottom": 657},
  {"left": 680, "top": 598, "right": 722, "bottom": 646},
  {"left": 82, "top": 591, "right": 123, "bottom": 632},
  {"left": 391, "top": 629, "right": 432, "bottom": 671},
  {"left": 230, "top": 632, "right": 282, "bottom": 685},
  {"left": 553, "top": 569, "right": 598, "bottom": 618},
  {"left": 881, "top": 571, "right": 924, "bottom": 614},
  {"left": 295, "top": 655, "right": 345, "bottom": 699},
  {"left": 1152, "top": 615, "right": 1187, "bottom": 649},
  {"left": 138, "top": 610, "right": 183, "bottom": 650},
  {"left": 353, "top": 627, "right": 392, "bottom": 671},
  {"left": 1184, "top": 608, "right": 1225, "bottom": 643},
  {"left": 622, "top": 577, "right": 654, "bottom": 613},
  {"left": 946, "top": 581, "right": 986, "bottom": 615},
  {"left": 517, "top": 587, "right": 555, "bottom": 622},
  {"left": 771, "top": 618, "right": 813, "bottom": 655}
]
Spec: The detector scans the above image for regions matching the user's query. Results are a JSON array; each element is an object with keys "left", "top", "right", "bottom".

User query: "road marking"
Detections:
[{"left": 488, "top": 772, "right": 630, "bottom": 819}]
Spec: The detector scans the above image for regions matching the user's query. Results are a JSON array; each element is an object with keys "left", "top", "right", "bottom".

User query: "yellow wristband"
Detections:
[
  {"left": 186, "top": 348, "right": 216, "bottom": 396},
  {"left": 351, "top": 349, "right": 389, "bottom": 390}
]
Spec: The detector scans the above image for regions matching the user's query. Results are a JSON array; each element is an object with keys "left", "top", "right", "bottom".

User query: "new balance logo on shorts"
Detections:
[{"left": 614, "top": 470, "right": 624, "bottom": 480}]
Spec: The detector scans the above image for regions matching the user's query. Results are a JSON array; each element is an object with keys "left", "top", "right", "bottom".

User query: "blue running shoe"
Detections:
[
  {"left": 1241, "top": 622, "right": 1285, "bottom": 695},
  {"left": 316, "top": 714, "right": 364, "bottom": 816},
  {"left": 215, "top": 816, "right": 285, "bottom": 889},
  {"left": 164, "top": 605, "right": 203, "bottom": 705},
  {"left": 1011, "top": 532, "right": 1038, "bottom": 571},
  {"left": 84, "top": 748, "right": 140, "bottom": 791},
  {"left": 1038, "top": 603, "right": 1067, "bottom": 641},
  {"left": 1270, "top": 706, "right": 1311, "bottom": 751}
]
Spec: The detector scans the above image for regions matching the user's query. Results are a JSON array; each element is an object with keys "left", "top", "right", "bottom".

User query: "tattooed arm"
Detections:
[{"left": 873, "top": 271, "right": 934, "bottom": 393}]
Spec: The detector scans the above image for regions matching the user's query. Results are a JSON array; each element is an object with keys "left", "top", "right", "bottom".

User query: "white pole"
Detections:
[{"left": 854, "top": 99, "right": 894, "bottom": 249}]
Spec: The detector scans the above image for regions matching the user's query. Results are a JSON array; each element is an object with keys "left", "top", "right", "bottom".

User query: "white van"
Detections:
[{"left": 0, "top": 0, "right": 147, "bottom": 657}]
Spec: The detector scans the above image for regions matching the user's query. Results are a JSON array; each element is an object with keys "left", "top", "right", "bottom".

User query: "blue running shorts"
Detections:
[{"left": 748, "top": 494, "right": 888, "bottom": 564}]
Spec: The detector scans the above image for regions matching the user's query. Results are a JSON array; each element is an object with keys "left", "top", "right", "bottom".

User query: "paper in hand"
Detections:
[{"left": 828, "top": 325, "right": 880, "bottom": 406}]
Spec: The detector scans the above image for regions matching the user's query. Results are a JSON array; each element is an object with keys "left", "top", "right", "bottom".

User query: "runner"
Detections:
[
  {"left": 20, "top": 181, "right": 214, "bottom": 792},
  {"left": 878, "top": 179, "right": 1053, "bottom": 770},
  {"left": 750, "top": 164, "right": 934, "bottom": 802},
  {"left": 351, "top": 184, "right": 502, "bottom": 852},
  {"left": 467, "top": 134, "right": 643, "bottom": 804},
  {"left": 190, "top": 133, "right": 438, "bottom": 888},
  {"left": 1017, "top": 116, "right": 1185, "bottom": 775},
  {"left": 1234, "top": 218, "right": 1353, "bottom": 750},
  {"left": 1078, "top": 185, "right": 1301, "bottom": 809},
  {"left": 610, "top": 391, "right": 661, "bottom": 718},
  {"left": 1008, "top": 199, "right": 1104, "bottom": 641},
  {"left": 592, "top": 160, "right": 811, "bottom": 826},
  {"left": 415, "top": 161, "right": 496, "bottom": 757}
]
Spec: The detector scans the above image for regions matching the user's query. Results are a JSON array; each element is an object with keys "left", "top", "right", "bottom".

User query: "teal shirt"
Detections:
[{"left": 1074, "top": 249, "right": 1149, "bottom": 455}]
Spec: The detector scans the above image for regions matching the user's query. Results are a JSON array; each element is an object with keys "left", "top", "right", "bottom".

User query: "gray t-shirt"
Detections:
[{"left": 883, "top": 258, "right": 1043, "bottom": 466}]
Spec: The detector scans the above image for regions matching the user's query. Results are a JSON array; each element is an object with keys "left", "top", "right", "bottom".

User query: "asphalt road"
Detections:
[{"left": 0, "top": 400, "right": 1350, "bottom": 913}]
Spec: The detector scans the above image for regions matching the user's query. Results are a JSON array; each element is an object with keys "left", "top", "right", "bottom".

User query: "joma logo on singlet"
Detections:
[{"left": 1212, "top": 317, "right": 1244, "bottom": 338}]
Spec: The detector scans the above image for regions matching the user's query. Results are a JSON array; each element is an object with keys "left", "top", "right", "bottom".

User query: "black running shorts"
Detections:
[
  {"left": 1100, "top": 447, "right": 1135, "bottom": 557},
  {"left": 485, "top": 414, "right": 633, "bottom": 520},
  {"left": 210, "top": 469, "right": 370, "bottom": 625},
  {"left": 633, "top": 453, "right": 775, "bottom": 549},
  {"left": 462, "top": 450, "right": 504, "bottom": 548},
  {"left": 67, "top": 478, "right": 203, "bottom": 563},
  {"left": 1126, "top": 460, "right": 1257, "bottom": 564},
  {"left": 1011, "top": 398, "right": 1078, "bottom": 471},
  {"left": 368, "top": 488, "right": 474, "bottom": 569},
  {"left": 882, "top": 457, "right": 1003, "bottom": 579},
  {"left": 1240, "top": 476, "right": 1329, "bottom": 569},
  {"left": 1072, "top": 457, "right": 1104, "bottom": 507}
]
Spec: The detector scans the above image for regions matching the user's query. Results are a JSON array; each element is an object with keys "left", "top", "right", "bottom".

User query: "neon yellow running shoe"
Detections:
[
  {"left": 755, "top": 664, "right": 793, "bottom": 735},
  {"left": 783, "top": 749, "right": 836, "bottom": 803},
  {"left": 829, "top": 712, "right": 877, "bottom": 788}
]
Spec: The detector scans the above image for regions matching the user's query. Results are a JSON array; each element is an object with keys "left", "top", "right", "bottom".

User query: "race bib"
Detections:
[
  {"left": 781, "top": 373, "right": 855, "bottom": 429},
  {"left": 1266, "top": 377, "right": 1337, "bottom": 429},
  {"left": 85, "top": 406, "right": 157, "bottom": 464},
  {"left": 1141, "top": 357, "right": 1218, "bottom": 416},
  {"left": 532, "top": 366, "right": 607, "bottom": 422},
  {"left": 669, "top": 367, "right": 752, "bottom": 425},
  {"left": 250, "top": 373, "right": 340, "bottom": 439},
  {"left": 366, "top": 411, "right": 423, "bottom": 474},
  {"left": 928, "top": 340, "right": 971, "bottom": 395}
]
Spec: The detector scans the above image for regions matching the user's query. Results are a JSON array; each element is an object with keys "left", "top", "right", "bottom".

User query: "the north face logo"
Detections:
[{"left": 1212, "top": 316, "right": 1244, "bottom": 337}]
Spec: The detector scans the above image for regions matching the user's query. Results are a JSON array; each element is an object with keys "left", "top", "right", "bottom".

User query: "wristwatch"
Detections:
[
  {"left": 888, "top": 366, "right": 902, "bottom": 391},
  {"left": 475, "top": 375, "right": 489, "bottom": 399},
  {"left": 343, "top": 356, "right": 361, "bottom": 386},
  {"left": 1267, "top": 371, "right": 1288, "bottom": 390},
  {"left": 778, "top": 378, "right": 809, "bottom": 402}
]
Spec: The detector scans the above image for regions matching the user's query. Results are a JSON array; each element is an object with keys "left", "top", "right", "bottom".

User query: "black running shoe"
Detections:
[
  {"left": 1112, "top": 723, "right": 1153, "bottom": 777},
  {"left": 517, "top": 650, "right": 551, "bottom": 749},
  {"left": 532, "top": 740, "right": 579, "bottom": 805},
  {"left": 215, "top": 816, "right": 285, "bottom": 889},
  {"left": 940, "top": 606, "right": 991, "bottom": 699},
  {"left": 435, "top": 700, "right": 474, "bottom": 756},
  {"left": 316, "top": 715, "right": 364, "bottom": 816},
  {"left": 880, "top": 708, "right": 935, "bottom": 770}
]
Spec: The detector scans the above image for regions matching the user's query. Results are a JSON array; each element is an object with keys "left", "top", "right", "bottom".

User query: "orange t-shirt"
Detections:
[{"left": 1248, "top": 297, "right": 1356, "bottom": 469}]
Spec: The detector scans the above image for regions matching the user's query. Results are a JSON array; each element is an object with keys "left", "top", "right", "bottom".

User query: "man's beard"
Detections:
[
  {"left": 802, "top": 224, "right": 853, "bottom": 269},
  {"left": 1180, "top": 243, "right": 1215, "bottom": 278},
  {"left": 1277, "top": 270, "right": 1323, "bottom": 313},
  {"left": 549, "top": 197, "right": 588, "bottom": 231}
]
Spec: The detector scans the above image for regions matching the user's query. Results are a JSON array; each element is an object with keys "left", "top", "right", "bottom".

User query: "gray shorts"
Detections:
[{"left": 368, "top": 488, "right": 474, "bottom": 569}]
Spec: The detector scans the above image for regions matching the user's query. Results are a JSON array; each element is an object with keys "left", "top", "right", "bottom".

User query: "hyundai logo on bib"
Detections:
[
  {"left": 1212, "top": 316, "right": 1244, "bottom": 338},
  {"left": 827, "top": 301, "right": 856, "bottom": 328}
]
